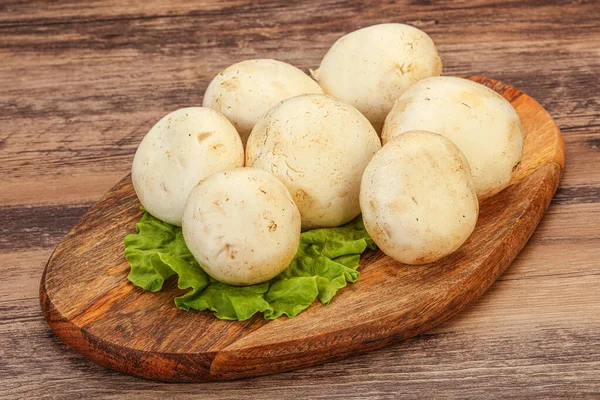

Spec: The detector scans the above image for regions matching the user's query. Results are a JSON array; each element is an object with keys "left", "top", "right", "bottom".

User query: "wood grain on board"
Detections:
[
  {"left": 1, "top": 0, "right": 599, "bottom": 398},
  {"left": 39, "top": 78, "right": 564, "bottom": 381}
]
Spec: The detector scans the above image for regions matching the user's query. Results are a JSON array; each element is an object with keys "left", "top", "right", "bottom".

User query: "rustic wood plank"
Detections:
[
  {"left": 3, "top": 295, "right": 600, "bottom": 399},
  {"left": 0, "top": 200, "right": 597, "bottom": 302},
  {"left": 1, "top": 0, "right": 599, "bottom": 397},
  {"left": 1, "top": 0, "right": 597, "bottom": 26},
  {"left": 0, "top": 201, "right": 594, "bottom": 314},
  {"left": 0, "top": 28, "right": 597, "bottom": 207},
  {"left": 2, "top": 191, "right": 596, "bottom": 259}
]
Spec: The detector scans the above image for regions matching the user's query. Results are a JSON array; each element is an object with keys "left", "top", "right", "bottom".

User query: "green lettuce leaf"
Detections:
[{"left": 125, "top": 209, "right": 375, "bottom": 320}]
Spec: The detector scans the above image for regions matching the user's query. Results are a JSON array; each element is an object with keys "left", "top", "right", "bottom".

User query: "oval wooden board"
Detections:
[{"left": 40, "top": 77, "right": 565, "bottom": 382}]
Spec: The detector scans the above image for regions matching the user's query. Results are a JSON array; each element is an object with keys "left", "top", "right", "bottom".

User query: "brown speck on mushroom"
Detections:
[{"left": 268, "top": 220, "right": 277, "bottom": 232}]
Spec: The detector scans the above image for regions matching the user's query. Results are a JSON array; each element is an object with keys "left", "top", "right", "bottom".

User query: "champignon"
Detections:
[
  {"left": 203, "top": 59, "right": 323, "bottom": 145},
  {"left": 246, "top": 94, "right": 382, "bottom": 230},
  {"left": 313, "top": 23, "right": 442, "bottom": 132},
  {"left": 382, "top": 76, "right": 523, "bottom": 198},
  {"left": 182, "top": 168, "right": 301, "bottom": 286},
  {"left": 360, "top": 130, "right": 479, "bottom": 264},
  {"left": 131, "top": 107, "right": 244, "bottom": 226}
]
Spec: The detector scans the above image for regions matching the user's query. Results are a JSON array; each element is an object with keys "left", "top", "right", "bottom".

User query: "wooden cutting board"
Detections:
[{"left": 40, "top": 77, "right": 565, "bottom": 382}]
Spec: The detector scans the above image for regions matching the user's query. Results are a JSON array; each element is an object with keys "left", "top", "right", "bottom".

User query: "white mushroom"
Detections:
[
  {"left": 202, "top": 59, "right": 323, "bottom": 145},
  {"left": 313, "top": 23, "right": 442, "bottom": 132},
  {"left": 132, "top": 107, "right": 244, "bottom": 226},
  {"left": 182, "top": 168, "right": 301, "bottom": 286},
  {"left": 360, "top": 131, "right": 479, "bottom": 265},
  {"left": 246, "top": 94, "right": 382, "bottom": 230},
  {"left": 382, "top": 76, "right": 523, "bottom": 198}
]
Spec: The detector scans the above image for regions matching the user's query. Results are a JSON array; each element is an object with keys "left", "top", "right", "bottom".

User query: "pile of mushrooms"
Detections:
[{"left": 131, "top": 23, "right": 523, "bottom": 286}]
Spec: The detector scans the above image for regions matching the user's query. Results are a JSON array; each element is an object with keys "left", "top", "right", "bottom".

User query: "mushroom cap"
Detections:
[
  {"left": 203, "top": 59, "right": 323, "bottom": 145},
  {"left": 132, "top": 107, "right": 244, "bottom": 226},
  {"left": 182, "top": 168, "right": 301, "bottom": 286},
  {"left": 360, "top": 130, "right": 479, "bottom": 264},
  {"left": 314, "top": 23, "right": 442, "bottom": 132},
  {"left": 382, "top": 76, "right": 523, "bottom": 198},
  {"left": 246, "top": 94, "right": 382, "bottom": 230}
]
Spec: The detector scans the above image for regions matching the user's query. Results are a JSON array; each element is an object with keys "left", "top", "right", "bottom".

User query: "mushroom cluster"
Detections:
[{"left": 132, "top": 23, "right": 523, "bottom": 285}]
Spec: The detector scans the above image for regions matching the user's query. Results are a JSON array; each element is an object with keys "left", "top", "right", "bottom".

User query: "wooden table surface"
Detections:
[{"left": 1, "top": 1, "right": 599, "bottom": 398}]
